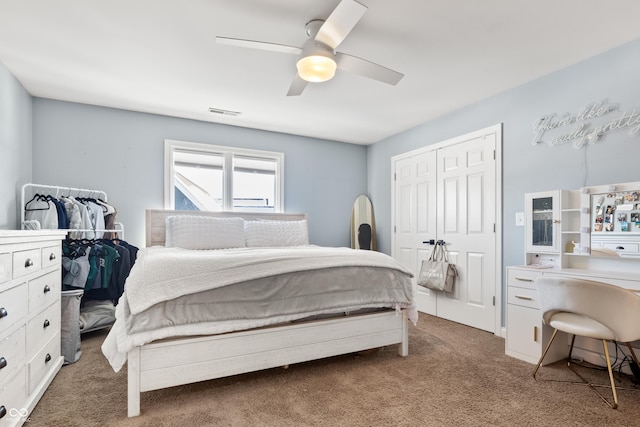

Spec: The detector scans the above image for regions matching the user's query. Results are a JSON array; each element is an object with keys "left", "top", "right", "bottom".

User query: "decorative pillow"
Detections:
[
  {"left": 245, "top": 219, "right": 309, "bottom": 247},
  {"left": 165, "top": 215, "right": 246, "bottom": 250}
]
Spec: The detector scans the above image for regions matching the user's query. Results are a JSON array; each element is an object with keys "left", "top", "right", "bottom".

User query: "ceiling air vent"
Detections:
[{"left": 208, "top": 107, "right": 241, "bottom": 117}]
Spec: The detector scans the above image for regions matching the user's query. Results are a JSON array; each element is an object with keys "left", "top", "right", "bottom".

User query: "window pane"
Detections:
[
  {"left": 174, "top": 150, "right": 224, "bottom": 211},
  {"left": 233, "top": 156, "right": 276, "bottom": 212}
]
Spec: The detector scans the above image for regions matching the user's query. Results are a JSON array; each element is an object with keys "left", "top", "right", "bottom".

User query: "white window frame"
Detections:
[{"left": 164, "top": 139, "right": 284, "bottom": 212}]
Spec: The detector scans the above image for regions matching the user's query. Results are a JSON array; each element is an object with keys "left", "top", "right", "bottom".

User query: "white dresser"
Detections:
[{"left": 0, "top": 230, "right": 66, "bottom": 427}]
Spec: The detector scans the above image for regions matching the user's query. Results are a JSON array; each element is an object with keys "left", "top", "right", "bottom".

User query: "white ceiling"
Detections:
[{"left": 2, "top": 1, "right": 640, "bottom": 145}]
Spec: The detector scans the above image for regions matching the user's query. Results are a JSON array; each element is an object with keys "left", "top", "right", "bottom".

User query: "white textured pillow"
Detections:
[
  {"left": 165, "top": 215, "right": 246, "bottom": 250},
  {"left": 245, "top": 219, "right": 309, "bottom": 247}
]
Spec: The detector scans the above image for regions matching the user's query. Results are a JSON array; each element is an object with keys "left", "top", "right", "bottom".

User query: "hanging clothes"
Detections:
[
  {"left": 24, "top": 195, "right": 58, "bottom": 229},
  {"left": 61, "top": 238, "right": 137, "bottom": 304}
]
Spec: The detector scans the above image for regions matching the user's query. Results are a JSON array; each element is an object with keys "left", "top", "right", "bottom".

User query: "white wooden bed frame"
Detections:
[{"left": 126, "top": 209, "right": 409, "bottom": 417}]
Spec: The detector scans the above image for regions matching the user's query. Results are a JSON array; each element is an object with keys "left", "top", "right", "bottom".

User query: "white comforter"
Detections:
[
  {"left": 102, "top": 245, "right": 416, "bottom": 372},
  {"left": 125, "top": 245, "right": 413, "bottom": 315}
]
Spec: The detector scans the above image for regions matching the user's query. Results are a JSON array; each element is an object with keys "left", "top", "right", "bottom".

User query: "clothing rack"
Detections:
[{"left": 21, "top": 182, "right": 124, "bottom": 238}]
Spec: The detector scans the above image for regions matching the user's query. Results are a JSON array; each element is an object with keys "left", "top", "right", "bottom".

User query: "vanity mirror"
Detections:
[{"left": 589, "top": 183, "right": 640, "bottom": 258}]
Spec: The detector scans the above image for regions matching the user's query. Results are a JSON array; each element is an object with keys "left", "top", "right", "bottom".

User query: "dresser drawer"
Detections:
[
  {"left": 507, "top": 268, "right": 543, "bottom": 290},
  {"left": 0, "top": 327, "right": 25, "bottom": 390},
  {"left": 12, "top": 249, "right": 41, "bottom": 279},
  {"left": 28, "top": 271, "right": 59, "bottom": 315},
  {"left": 26, "top": 303, "right": 60, "bottom": 357},
  {"left": 0, "top": 366, "right": 27, "bottom": 426},
  {"left": 28, "top": 332, "right": 60, "bottom": 395},
  {"left": 40, "top": 245, "right": 61, "bottom": 270},
  {"left": 0, "top": 284, "right": 28, "bottom": 337},
  {"left": 508, "top": 286, "right": 540, "bottom": 309},
  {"left": 0, "top": 253, "right": 10, "bottom": 286}
]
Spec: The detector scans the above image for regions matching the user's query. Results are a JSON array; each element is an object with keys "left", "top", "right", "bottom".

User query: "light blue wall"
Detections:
[
  {"left": 0, "top": 61, "right": 32, "bottom": 229},
  {"left": 368, "top": 38, "right": 640, "bottom": 300},
  {"left": 32, "top": 99, "right": 367, "bottom": 248}
]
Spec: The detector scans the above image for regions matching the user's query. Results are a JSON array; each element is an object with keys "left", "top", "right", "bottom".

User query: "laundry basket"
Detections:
[{"left": 60, "top": 289, "right": 84, "bottom": 364}]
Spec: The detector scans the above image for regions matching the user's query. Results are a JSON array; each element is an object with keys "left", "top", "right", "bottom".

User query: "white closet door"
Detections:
[
  {"left": 393, "top": 151, "right": 437, "bottom": 315},
  {"left": 435, "top": 133, "right": 497, "bottom": 332},
  {"left": 392, "top": 125, "right": 499, "bottom": 333}
]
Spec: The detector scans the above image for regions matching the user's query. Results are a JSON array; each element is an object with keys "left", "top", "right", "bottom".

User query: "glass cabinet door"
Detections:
[{"left": 526, "top": 191, "right": 559, "bottom": 253}]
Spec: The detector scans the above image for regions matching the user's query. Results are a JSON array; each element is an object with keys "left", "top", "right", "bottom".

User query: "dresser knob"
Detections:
[
  {"left": 43, "top": 285, "right": 51, "bottom": 293},
  {"left": 49, "top": 253, "right": 56, "bottom": 261},
  {"left": 43, "top": 319, "right": 50, "bottom": 328},
  {"left": 0, "top": 357, "right": 6, "bottom": 369},
  {"left": 45, "top": 353, "right": 52, "bottom": 363},
  {"left": 0, "top": 405, "right": 6, "bottom": 419},
  {"left": 0, "top": 308, "right": 7, "bottom": 318},
  {"left": 24, "top": 258, "right": 34, "bottom": 268}
]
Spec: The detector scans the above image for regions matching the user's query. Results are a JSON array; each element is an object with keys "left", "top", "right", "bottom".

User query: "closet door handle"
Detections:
[
  {"left": 25, "top": 258, "right": 34, "bottom": 268},
  {"left": 0, "top": 357, "right": 6, "bottom": 369},
  {"left": 43, "top": 285, "right": 51, "bottom": 294},
  {"left": 43, "top": 319, "right": 50, "bottom": 328},
  {"left": 0, "top": 307, "right": 7, "bottom": 318},
  {"left": 45, "top": 353, "right": 52, "bottom": 363},
  {"left": 49, "top": 253, "right": 56, "bottom": 261}
]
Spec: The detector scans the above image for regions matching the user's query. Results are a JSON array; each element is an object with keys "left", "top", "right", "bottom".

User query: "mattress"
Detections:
[{"left": 102, "top": 245, "right": 416, "bottom": 372}]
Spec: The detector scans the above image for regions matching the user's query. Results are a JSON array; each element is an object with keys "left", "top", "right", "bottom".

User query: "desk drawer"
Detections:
[
  {"left": 0, "top": 284, "right": 28, "bottom": 337},
  {"left": 508, "top": 287, "right": 540, "bottom": 309},
  {"left": 12, "top": 249, "right": 41, "bottom": 279},
  {"left": 603, "top": 242, "right": 640, "bottom": 255},
  {"left": 507, "top": 269, "right": 543, "bottom": 290}
]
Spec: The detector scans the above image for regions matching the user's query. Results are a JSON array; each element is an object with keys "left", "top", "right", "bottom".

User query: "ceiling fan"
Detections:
[{"left": 216, "top": 0, "right": 404, "bottom": 96}]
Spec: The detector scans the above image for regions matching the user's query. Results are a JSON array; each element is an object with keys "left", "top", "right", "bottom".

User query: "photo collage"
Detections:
[{"left": 593, "top": 191, "right": 640, "bottom": 233}]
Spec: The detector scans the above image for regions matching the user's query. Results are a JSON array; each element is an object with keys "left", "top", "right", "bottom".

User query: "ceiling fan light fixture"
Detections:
[{"left": 296, "top": 54, "right": 337, "bottom": 83}]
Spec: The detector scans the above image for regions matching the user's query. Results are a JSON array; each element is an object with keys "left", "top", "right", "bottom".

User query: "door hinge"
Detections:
[
  {"left": 493, "top": 149, "right": 496, "bottom": 160},
  {"left": 393, "top": 225, "right": 396, "bottom": 233},
  {"left": 394, "top": 172, "right": 396, "bottom": 181},
  {"left": 493, "top": 296, "right": 495, "bottom": 306},
  {"left": 493, "top": 223, "right": 496, "bottom": 232}
]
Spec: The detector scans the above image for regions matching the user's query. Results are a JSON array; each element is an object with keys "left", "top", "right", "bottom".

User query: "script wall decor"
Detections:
[{"left": 533, "top": 99, "right": 640, "bottom": 148}]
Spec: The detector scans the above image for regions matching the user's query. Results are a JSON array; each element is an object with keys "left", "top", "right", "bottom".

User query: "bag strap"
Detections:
[
  {"left": 428, "top": 244, "right": 438, "bottom": 261},
  {"left": 441, "top": 244, "right": 450, "bottom": 262}
]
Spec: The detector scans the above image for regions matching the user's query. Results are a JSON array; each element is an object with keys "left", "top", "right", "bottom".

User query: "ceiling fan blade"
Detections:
[
  {"left": 315, "top": 0, "right": 367, "bottom": 49},
  {"left": 216, "top": 36, "right": 302, "bottom": 55},
  {"left": 287, "top": 73, "right": 308, "bottom": 96},
  {"left": 335, "top": 52, "right": 404, "bottom": 85}
]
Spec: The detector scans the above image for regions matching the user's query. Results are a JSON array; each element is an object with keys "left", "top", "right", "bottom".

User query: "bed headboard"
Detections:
[{"left": 145, "top": 209, "right": 308, "bottom": 247}]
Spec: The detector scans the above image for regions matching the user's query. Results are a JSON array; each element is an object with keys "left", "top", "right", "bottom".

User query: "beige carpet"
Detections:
[{"left": 29, "top": 315, "right": 640, "bottom": 426}]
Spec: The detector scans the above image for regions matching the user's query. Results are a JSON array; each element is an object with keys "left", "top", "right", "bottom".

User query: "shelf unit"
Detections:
[{"left": 507, "top": 180, "right": 640, "bottom": 366}]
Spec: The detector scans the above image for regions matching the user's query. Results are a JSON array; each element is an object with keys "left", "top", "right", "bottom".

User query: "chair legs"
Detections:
[
  {"left": 626, "top": 342, "right": 640, "bottom": 367},
  {"left": 532, "top": 332, "right": 640, "bottom": 409},
  {"left": 533, "top": 328, "right": 559, "bottom": 380}
]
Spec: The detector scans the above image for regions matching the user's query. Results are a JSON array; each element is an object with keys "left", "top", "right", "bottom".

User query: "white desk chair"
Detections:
[{"left": 533, "top": 276, "right": 640, "bottom": 409}]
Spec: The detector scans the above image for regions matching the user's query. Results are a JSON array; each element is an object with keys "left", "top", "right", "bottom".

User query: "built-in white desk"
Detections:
[{"left": 506, "top": 266, "right": 640, "bottom": 369}]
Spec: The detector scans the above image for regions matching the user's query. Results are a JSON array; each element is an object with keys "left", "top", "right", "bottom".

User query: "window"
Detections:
[{"left": 164, "top": 140, "right": 284, "bottom": 212}]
